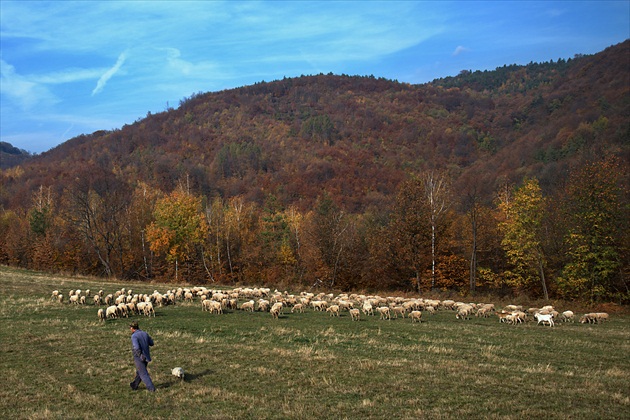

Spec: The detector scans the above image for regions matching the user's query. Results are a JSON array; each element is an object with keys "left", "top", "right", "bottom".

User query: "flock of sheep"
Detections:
[{"left": 50, "top": 286, "right": 610, "bottom": 327}]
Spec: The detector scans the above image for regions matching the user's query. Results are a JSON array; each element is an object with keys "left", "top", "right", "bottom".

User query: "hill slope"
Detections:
[{"left": 2, "top": 40, "right": 628, "bottom": 212}]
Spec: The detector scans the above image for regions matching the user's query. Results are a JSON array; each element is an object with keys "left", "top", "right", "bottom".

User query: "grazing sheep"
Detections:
[
  {"left": 69, "top": 295, "right": 79, "bottom": 305},
  {"left": 456, "top": 304, "right": 473, "bottom": 320},
  {"left": 57, "top": 294, "right": 64, "bottom": 304},
  {"left": 240, "top": 300, "right": 255, "bottom": 312},
  {"left": 93, "top": 295, "right": 102, "bottom": 306},
  {"left": 143, "top": 302, "right": 155, "bottom": 317},
  {"left": 172, "top": 367, "right": 185, "bottom": 381},
  {"left": 409, "top": 311, "right": 422, "bottom": 323},
  {"left": 291, "top": 304, "right": 304, "bottom": 313},
  {"left": 534, "top": 312, "right": 555, "bottom": 327},
  {"left": 270, "top": 302, "right": 283, "bottom": 319},
  {"left": 257, "top": 299, "right": 270, "bottom": 312},
  {"left": 349, "top": 308, "right": 360, "bottom": 321},
  {"left": 97, "top": 308, "right": 106, "bottom": 322},
  {"left": 560, "top": 311, "right": 575, "bottom": 323},
  {"left": 105, "top": 305, "right": 119, "bottom": 319},
  {"left": 361, "top": 301, "right": 374, "bottom": 316},
  {"left": 51, "top": 290, "right": 59, "bottom": 300},
  {"left": 580, "top": 312, "right": 609, "bottom": 324}
]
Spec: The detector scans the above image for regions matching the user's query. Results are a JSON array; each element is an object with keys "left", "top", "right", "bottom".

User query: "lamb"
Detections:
[
  {"left": 172, "top": 367, "right": 185, "bottom": 381},
  {"left": 349, "top": 308, "right": 360, "bottom": 321},
  {"left": 534, "top": 312, "right": 554, "bottom": 327},
  {"left": 409, "top": 311, "right": 422, "bottom": 323}
]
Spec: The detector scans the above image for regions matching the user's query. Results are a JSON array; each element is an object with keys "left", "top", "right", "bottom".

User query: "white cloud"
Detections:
[
  {"left": 453, "top": 46, "right": 470, "bottom": 56},
  {"left": 0, "top": 59, "right": 58, "bottom": 109},
  {"left": 92, "top": 51, "right": 128, "bottom": 96}
]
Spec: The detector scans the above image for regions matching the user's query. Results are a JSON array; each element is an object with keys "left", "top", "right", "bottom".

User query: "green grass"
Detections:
[{"left": 1, "top": 266, "right": 629, "bottom": 419}]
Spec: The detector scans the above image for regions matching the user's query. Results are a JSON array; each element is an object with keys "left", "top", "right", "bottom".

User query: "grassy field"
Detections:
[{"left": 1, "top": 266, "right": 629, "bottom": 419}]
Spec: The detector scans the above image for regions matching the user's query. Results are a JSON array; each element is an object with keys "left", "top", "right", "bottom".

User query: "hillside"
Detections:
[{"left": 2, "top": 40, "right": 628, "bottom": 212}]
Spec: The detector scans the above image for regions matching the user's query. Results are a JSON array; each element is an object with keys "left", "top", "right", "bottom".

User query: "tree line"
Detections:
[{"left": 1, "top": 155, "right": 627, "bottom": 303}]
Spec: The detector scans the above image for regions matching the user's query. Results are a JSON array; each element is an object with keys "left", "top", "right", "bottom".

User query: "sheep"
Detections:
[
  {"left": 560, "top": 311, "right": 575, "bottom": 323},
  {"left": 456, "top": 304, "right": 473, "bottom": 320},
  {"left": 80, "top": 296, "right": 86, "bottom": 305},
  {"left": 240, "top": 300, "right": 255, "bottom": 312},
  {"left": 97, "top": 308, "right": 106, "bottom": 322},
  {"left": 257, "top": 299, "right": 270, "bottom": 312},
  {"left": 361, "top": 301, "right": 374, "bottom": 316},
  {"left": 349, "top": 308, "right": 360, "bottom": 321},
  {"left": 93, "top": 295, "right": 102, "bottom": 306},
  {"left": 581, "top": 312, "right": 609, "bottom": 324},
  {"left": 409, "top": 311, "right": 422, "bottom": 323},
  {"left": 69, "top": 294, "right": 79, "bottom": 305},
  {"left": 143, "top": 302, "right": 155, "bottom": 317},
  {"left": 326, "top": 305, "right": 340, "bottom": 317},
  {"left": 172, "top": 367, "right": 185, "bottom": 381},
  {"left": 105, "top": 305, "right": 119, "bottom": 319},
  {"left": 57, "top": 294, "right": 64, "bottom": 304},
  {"left": 496, "top": 311, "right": 511, "bottom": 323},
  {"left": 376, "top": 306, "right": 391, "bottom": 320},
  {"left": 291, "top": 303, "right": 304, "bottom": 313},
  {"left": 534, "top": 312, "right": 554, "bottom": 327},
  {"left": 51, "top": 290, "right": 59, "bottom": 300},
  {"left": 391, "top": 306, "right": 406, "bottom": 319},
  {"left": 270, "top": 302, "right": 283, "bottom": 319}
]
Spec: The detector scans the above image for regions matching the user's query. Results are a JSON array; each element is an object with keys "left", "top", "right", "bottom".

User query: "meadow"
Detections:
[{"left": 1, "top": 266, "right": 629, "bottom": 419}]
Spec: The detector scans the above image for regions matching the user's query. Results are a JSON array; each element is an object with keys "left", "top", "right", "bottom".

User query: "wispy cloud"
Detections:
[
  {"left": 453, "top": 46, "right": 470, "bottom": 56},
  {"left": 92, "top": 51, "right": 128, "bottom": 96},
  {"left": 0, "top": 59, "right": 58, "bottom": 109}
]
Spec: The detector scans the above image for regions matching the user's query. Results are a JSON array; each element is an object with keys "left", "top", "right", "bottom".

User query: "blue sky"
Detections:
[{"left": 1, "top": 1, "right": 628, "bottom": 154}]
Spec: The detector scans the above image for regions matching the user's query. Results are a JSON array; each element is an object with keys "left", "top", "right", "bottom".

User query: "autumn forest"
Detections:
[{"left": 1, "top": 41, "right": 628, "bottom": 302}]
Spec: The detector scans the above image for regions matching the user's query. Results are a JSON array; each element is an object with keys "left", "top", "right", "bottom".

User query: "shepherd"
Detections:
[{"left": 129, "top": 321, "right": 156, "bottom": 392}]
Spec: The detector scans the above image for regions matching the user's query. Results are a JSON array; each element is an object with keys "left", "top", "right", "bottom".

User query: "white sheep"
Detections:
[
  {"left": 97, "top": 308, "right": 106, "bottom": 322},
  {"left": 270, "top": 302, "right": 283, "bottom": 319},
  {"left": 240, "top": 300, "right": 255, "bottom": 311},
  {"left": 105, "top": 305, "right": 119, "bottom": 319},
  {"left": 172, "top": 367, "right": 185, "bottom": 381},
  {"left": 291, "top": 303, "right": 304, "bottom": 313},
  {"left": 349, "top": 308, "right": 360, "bottom": 321},
  {"left": 534, "top": 312, "right": 554, "bottom": 327},
  {"left": 560, "top": 310, "right": 575, "bottom": 322},
  {"left": 376, "top": 306, "right": 391, "bottom": 320},
  {"left": 409, "top": 311, "right": 422, "bottom": 323},
  {"left": 326, "top": 305, "right": 340, "bottom": 317}
]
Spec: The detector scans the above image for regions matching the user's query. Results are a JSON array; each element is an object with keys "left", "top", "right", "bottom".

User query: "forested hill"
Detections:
[{"left": 3, "top": 40, "right": 628, "bottom": 213}]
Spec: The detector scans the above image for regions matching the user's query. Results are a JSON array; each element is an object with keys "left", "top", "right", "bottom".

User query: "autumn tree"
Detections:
[
  {"left": 389, "top": 178, "right": 432, "bottom": 292},
  {"left": 146, "top": 187, "right": 208, "bottom": 281},
  {"left": 63, "top": 168, "right": 132, "bottom": 278},
  {"left": 498, "top": 177, "right": 549, "bottom": 299},
  {"left": 557, "top": 157, "right": 628, "bottom": 301}
]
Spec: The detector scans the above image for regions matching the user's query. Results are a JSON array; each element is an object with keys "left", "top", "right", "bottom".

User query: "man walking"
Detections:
[{"left": 129, "top": 321, "right": 156, "bottom": 392}]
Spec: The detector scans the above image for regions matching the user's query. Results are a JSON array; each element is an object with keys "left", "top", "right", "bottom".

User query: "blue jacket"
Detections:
[{"left": 131, "top": 329, "right": 154, "bottom": 362}]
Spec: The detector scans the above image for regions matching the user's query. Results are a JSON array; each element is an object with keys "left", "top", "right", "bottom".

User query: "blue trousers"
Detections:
[{"left": 131, "top": 357, "right": 156, "bottom": 391}]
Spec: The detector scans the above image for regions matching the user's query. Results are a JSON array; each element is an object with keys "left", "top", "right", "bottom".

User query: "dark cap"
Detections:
[{"left": 129, "top": 321, "right": 139, "bottom": 329}]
